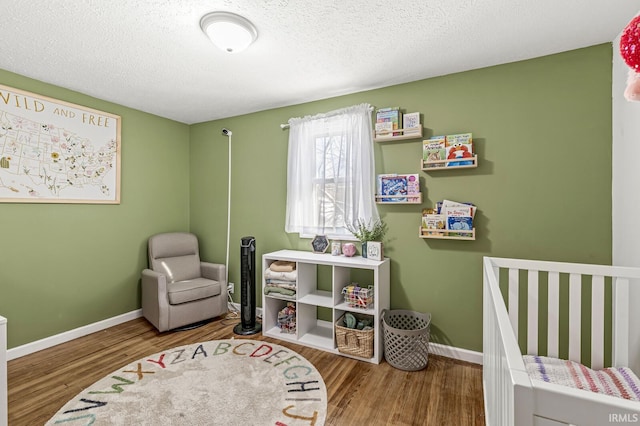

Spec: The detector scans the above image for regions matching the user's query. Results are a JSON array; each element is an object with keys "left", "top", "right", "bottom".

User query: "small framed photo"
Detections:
[
  {"left": 311, "top": 235, "right": 329, "bottom": 253},
  {"left": 366, "top": 241, "right": 384, "bottom": 261}
]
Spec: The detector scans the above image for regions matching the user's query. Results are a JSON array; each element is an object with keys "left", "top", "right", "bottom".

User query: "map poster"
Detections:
[{"left": 0, "top": 84, "right": 121, "bottom": 203}]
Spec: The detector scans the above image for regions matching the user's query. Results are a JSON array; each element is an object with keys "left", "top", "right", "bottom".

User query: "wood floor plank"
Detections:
[{"left": 8, "top": 314, "right": 485, "bottom": 425}]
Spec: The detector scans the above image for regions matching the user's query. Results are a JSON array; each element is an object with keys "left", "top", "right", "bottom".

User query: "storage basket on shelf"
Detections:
[
  {"left": 335, "top": 313, "right": 374, "bottom": 358},
  {"left": 341, "top": 284, "right": 374, "bottom": 309},
  {"left": 382, "top": 309, "right": 431, "bottom": 371}
]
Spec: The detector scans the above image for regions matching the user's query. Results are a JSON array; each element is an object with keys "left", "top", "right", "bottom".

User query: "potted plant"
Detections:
[{"left": 346, "top": 218, "right": 387, "bottom": 258}]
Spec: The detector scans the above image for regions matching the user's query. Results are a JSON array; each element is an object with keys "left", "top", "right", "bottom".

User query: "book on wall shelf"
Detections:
[
  {"left": 422, "top": 132, "right": 478, "bottom": 169},
  {"left": 374, "top": 107, "right": 423, "bottom": 141},
  {"left": 376, "top": 173, "right": 421, "bottom": 204},
  {"left": 445, "top": 133, "right": 474, "bottom": 167},
  {"left": 420, "top": 200, "right": 476, "bottom": 240},
  {"left": 422, "top": 136, "right": 446, "bottom": 168},
  {"left": 403, "top": 112, "right": 421, "bottom": 136},
  {"left": 376, "top": 107, "right": 402, "bottom": 137}
]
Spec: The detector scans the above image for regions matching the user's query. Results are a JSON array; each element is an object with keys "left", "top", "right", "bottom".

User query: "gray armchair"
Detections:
[{"left": 142, "top": 232, "right": 227, "bottom": 332}]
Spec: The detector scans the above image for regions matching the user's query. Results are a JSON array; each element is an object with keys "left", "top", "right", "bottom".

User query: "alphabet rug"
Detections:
[{"left": 46, "top": 339, "right": 327, "bottom": 425}]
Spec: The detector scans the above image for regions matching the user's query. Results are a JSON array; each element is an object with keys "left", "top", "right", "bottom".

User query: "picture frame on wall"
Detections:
[
  {"left": 0, "top": 84, "right": 121, "bottom": 204},
  {"left": 366, "top": 241, "right": 384, "bottom": 261}
]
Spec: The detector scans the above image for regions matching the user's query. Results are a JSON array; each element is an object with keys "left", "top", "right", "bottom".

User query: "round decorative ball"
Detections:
[
  {"left": 620, "top": 15, "right": 640, "bottom": 71},
  {"left": 342, "top": 243, "right": 356, "bottom": 257}
]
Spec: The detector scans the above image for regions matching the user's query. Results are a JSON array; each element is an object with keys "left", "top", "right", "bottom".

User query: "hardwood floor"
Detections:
[{"left": 8, "top": 314, "right": 485, "bottom": 425}]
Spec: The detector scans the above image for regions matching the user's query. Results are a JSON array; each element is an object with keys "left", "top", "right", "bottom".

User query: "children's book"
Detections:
[
  {"left": 406, "top": 173, "right": 420, "bottom": 202},
  {"left": 375, "top": 121, "right": 393, "bottom": 135},
  {"left": 440, "top": 199, "right": 476, "bottom": 218},
  {"left": 378, "top": 174, "right": 408, "bottom": 202},
  {"left": 446, "top": 216, "right": 474, "bottom": 236},
  {"left": 445, "top": 133, "right": 474, "bottom": 167},
  {"left": 403, "top": 112, "right": 420, "bottom": 135},
  {"left": 423, "top": 214, "right": 446, "bottom": 235},
  {"left": 423, "top": 137, "right": 446, "bottom": 167},
  {"left": 376, "top": 107, "right": 403, "bottom": 136}
]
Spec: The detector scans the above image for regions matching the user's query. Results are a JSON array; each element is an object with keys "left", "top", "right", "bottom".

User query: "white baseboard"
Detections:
[
  {"left": 8, "top": 306, "right": 483, "bottom": 365},
  {"left": 7, "top": 309, "right": 143, "bottom": 361},
  {"left": 428, "top": 342, "right": 482, "bottom": 365}
]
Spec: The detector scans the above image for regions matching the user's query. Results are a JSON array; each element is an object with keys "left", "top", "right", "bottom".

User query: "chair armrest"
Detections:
[
  {"left": 141, "top": 269, "right": 170, "bottom": 331},
  {"left": 141, "top": 269, "right": 168, "bottom": 293},
  {"left": 201, "top": 262, "right": 226, "bottom": 283}
]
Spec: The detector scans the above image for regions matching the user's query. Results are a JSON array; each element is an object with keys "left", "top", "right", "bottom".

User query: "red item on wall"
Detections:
[{"left": 620, "top": 15, "right": 640, "bottom": 71}]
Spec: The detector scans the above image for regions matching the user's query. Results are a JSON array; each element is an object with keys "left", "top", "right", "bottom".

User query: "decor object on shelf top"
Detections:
[
  {"left": 342, "top": 242, "right": 356, "bottom": 257},
  {"left": 620, "top": 14, "right": 640, "bottom": 102},
  {"left": 347, "top": 218, "right": 387, "bottom": 257},
  {"left": 311, "top": 235, "right": 329, "bottom": 253},
  {"left": 347, "top": 218, "right": 387, "bottom": 243}
]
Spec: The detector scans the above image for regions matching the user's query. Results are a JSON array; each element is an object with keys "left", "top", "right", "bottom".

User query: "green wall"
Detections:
[
  {"left": 0, "top": 43, "right": 613, "bottom": 353},
  {"left": 0, "top": 70, "right": 191, "bottom": 348},
  {"left": 190, "top": 44, "right": 613, "bottom": 352}
]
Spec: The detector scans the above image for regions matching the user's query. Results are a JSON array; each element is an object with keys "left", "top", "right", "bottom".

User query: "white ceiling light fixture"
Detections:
[{"left": 200, "top": 11, "right": 258, "bottom": 54}]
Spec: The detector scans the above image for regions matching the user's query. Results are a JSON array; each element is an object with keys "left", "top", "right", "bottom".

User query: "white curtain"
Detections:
[{"left": 285, "top": 103, "right": 379, "bottom": 238}]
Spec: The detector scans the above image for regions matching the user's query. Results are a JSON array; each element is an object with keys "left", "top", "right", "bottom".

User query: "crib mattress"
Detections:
[{"left": 524, "top": 355, "right": 640, "bottom": 401}]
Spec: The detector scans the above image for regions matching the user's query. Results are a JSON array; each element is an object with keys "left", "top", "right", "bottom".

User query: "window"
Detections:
[{"left": 285, "top": 103, "right": 379, "bottom": 239}]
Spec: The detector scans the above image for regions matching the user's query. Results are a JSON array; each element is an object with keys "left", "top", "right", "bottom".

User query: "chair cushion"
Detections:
[
  {"left": 167, "top": 278, "right": 221, "bottom": 305},
  {"left": 153, "top": 255, "right": 201, "bottom": 283}
]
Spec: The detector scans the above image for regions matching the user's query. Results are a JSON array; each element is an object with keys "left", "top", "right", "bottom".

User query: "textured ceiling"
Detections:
[{"left": 1, "top": 1, "right": 639, "bottom": 124}]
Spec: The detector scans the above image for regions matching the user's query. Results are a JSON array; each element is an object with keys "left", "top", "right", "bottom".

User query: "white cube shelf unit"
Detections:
[{"left": 262, "top": 250, "right": 390, "bottom": 364}]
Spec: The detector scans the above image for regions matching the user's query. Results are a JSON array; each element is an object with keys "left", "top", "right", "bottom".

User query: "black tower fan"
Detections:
[{"left": 233, "top": 236, "right": 261, "bottom": 335}]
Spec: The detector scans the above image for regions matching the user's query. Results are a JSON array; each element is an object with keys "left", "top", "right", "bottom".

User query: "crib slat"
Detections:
[
  {"left": 568, "top": 273, "right": 581, "bottom": 362},
  {"left": 509, "top": 268, "right": 519, "bottom": 339},
  {"left": 547, "top": 271, "right": 560, "bottom": 358},
  {"left": 527, "top": 270, "right": 538, "bottom": 355},
  {"left": 591, "top": 275, "right": 605, "bottom": 369},
  {"left": 613, "top": 277, "right": 629, "bottom": 367}
]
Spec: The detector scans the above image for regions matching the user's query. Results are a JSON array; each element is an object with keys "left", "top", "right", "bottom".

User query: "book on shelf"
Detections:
[
  {"left": 376, "top": 107, "right": 403, "bottom": 136},
  {"left": 378, "top": 174, "right": 407, "bottom": 202},
  {"left": 423, "top": 136, "right": 446, "bottom": 167},
  {"left": 424, "top": 199, "right": 476, "bottom": 237},
  {"left": 406, "top": 173, "right": 420, "bottom": 202},
  {"left": 377, "top": 173, "right": 420, "bottom": 202},
  {"left": 375, "top": 121, "right": 393, "bottom": 135},
  {"left": 403, "top": 112, "right": 421, "bottom": 135},
  {"left": 446, "top": 216, "right": 473, "bottom": 231},
  {"left": 422, "top": 214, "right": 446, "bottom": 235},
  {"left": 445, "top": 133, "right": 474, "bottom": 167},
  {"left": 440, "top": 199, "right": 476, "bottom": 218}
]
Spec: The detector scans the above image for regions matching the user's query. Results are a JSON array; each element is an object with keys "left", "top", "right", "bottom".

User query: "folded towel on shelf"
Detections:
[
  {"left": 264, "top": 286, "right": 296, "bottom": 297},
  {"left": 269, "top": 260, "right": 296, "bottom": 272},
  {"left": 265, "top": 279, "right": 296, "bottom": 290},
  {"left": 264, "top": 268, "right": 297, "bottom": 281}
]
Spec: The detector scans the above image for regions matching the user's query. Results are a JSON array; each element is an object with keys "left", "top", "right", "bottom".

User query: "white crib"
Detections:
[{"left": 483, "top": 257, "right": 640, "bottom": 425}]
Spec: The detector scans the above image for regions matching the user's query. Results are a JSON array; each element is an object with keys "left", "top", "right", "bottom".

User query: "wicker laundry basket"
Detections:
[{"left": 382, "top": 309, "right": 431, "bottom": 371}]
